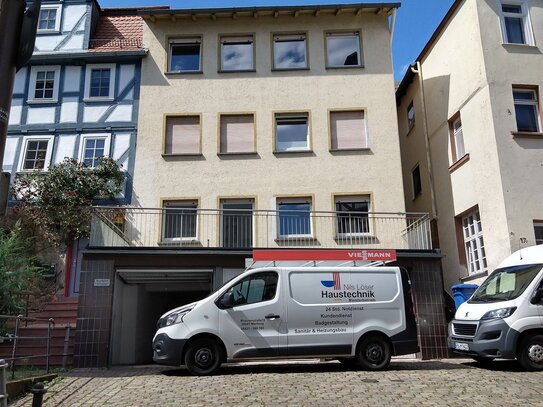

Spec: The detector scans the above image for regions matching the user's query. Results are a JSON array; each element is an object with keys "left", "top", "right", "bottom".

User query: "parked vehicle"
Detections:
[
  {"left": 153, "top": 266, "right": 419, "bottom": 375},
  {"left": 448, "top": 245, "right": 543, "bottom": 370}
]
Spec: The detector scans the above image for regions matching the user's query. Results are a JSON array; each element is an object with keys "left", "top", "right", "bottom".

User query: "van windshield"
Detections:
[{"left": 469, "top": 264, "right": 543, "bottom": 303}]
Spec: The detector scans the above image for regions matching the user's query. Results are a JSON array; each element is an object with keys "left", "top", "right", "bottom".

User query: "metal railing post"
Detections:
[
  {"left": 10, "top": 315, "right": 22, "bottom": 380},
  {"left": 30, "top": 382, "right": 46, "bottom": 407},
  {"left": 46, "top": 319, "right": 54, "bottom": 374},
  {"left": 0, "top": 359, "right": 7, "bottom": 407},
  {"left": 61, "top": 325, "right": 71, "bottom": 371}
]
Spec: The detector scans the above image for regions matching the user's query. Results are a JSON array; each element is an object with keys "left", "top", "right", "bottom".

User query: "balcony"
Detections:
[{"left": 89, "top": 207, "right": 432, "bottom": 251}]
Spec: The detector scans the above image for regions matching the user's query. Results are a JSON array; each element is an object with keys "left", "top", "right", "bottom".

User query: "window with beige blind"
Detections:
[
  {"left": 219, "top": 114, "right": 255, "bottom": 154},
  {"left": 164, "top": 115, "right": 201, "bottom": 155},
  {"left": 330, "top": 110, "right": 367, "bottom": 150}
]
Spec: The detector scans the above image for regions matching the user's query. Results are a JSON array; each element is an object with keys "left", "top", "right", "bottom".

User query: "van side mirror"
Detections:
[
  {"left": 530, "top": 288, "right": 543, "bottom": 305},
  {"left": 219, "top": 292, "right": 235, "bottom": 309}
]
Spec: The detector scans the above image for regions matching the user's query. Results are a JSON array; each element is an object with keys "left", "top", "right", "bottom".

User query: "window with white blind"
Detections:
[
  {"left": 330, "top": 110, "right": 367, "bottom": 150},
  {"left": 164, "top": 115, "right": 201, "bottom": 155},
  {"left": 219, "top": 114, "right": 255, "bottom": 154},
  {"left": 462, "top": 210, "right": 487, "bottom": 275}
]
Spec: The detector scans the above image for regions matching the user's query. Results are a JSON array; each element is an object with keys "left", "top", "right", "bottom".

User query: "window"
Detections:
[
  {"left": 18, "top": 136, "right": 54, "bottom": 172},
  {"left": 37, "top": 5, "right": 61, "bottom": 33},
  {"left": 219, "top": 114, "right": 255, "bottom": 154},
  {"left": 79, "top": 135, "right": 111, "bottom": 168},
  {"left": 325, "top": 31, "right": 361, "bottom": 68},
  {"left": 462, "top": 210, "right": 487, "bottom": 274},
  {"left": 330, "top": 110, "right": 367, "bottom": 150},
  {"left": 277, "top": 197, "right": 312, "bottom": 238},
  {"left": 28, "top": 66, "right": 61, "bottom": 103},
  {"left": 407, "top": 101, "right": 415, "bottom": 129},
  {"left": 164, "top": 115, "right": 201, "bottom": 155},
  {"left": 272, "top": 33, "right": 308, "bottom": 70},
  {"left": 449, "top": 115, "right": 466, "bottom": 162},
  {"left": 534, "top": 222, "right": 543, "bottom": 245},
  {"left": 411, "top": 164, "right": 422, "bottom": 198},
  {"left": 162, "top": 200, "right": 198, "bottom": 241},
  {"left": 169, "top": 37, "right": 202, "bottom": 72},
  {"left": 220, "top": 35, "right": 254, "bottom": 71},
  {"left": 220, "top": 199, "right": 254, "bottom": 248},
  {"left": 513, "top": 88, "right": 540, "bottom": 133},
  {"left": 84, "top": 64, "right": 116, "bottom": 100},
  {"left": 499, "top": 2, "right": 534, "bottom": 45},
  {"left": 274, "top": 113, "right": 310, "bottom": 152},
  {"left": 335, "top": 195, "right": 370, "bottom": 236},
  {"left": 223, "top": 272, "right": 278, "bottom": 306}
]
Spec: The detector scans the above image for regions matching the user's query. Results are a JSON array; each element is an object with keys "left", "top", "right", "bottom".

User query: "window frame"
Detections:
[
  {"left": 512, "top": 86, "right": 541, "bottom": 133},
  {"left": 462, "top": 210, "right": 487, "bottom": 275},
  {"left": 411, "top": 163, "right": 422, "bottom": 200},
  {"left": 276, "top": 196, "right": 313, "bottom": 239},
  {"left": 328, "top": 108, "right": 368, "bottom": 151},
  {"left": 534, "top": 221, "right": 543, "bottom": 245},
  {"left": 17, "top": 135, "right": 54, "bottom": 172},
  {"left": 37, "top": 4, "right": 62, "bottom": 34},
  {"left": 273, "top": 112, "right": 311, "bottom": 153},
  {"left": 324, "top": 30, "right": 363, "bottom": 69},
  {"left": 498, "top": 1, "right": 535, "bottom": 46},
  {"left": 407, "top": 101, "right": 415, "bottom": 130},
  {"left": 84, "top": 64, "right": 116, "bottom": 101},
  {"left": 219, "top": 34, "right": 255, "bottom": 72},
  {"left": 78, "top": 134, "right": 111, "bottom": 168},
  {"left": 167, "top": 36, "right": 203, "bottom": 74},
  {"left": 334, "top": 194, "right": 372, "bottom": 238},
  {"left": 218, "top": 113, "right": 257, "bottom": 155},
  {"left": 163, "top": 114, "right": 203, "bottom": 156},
  {"left": 219, "top": 198, "right": 256, "bottom": 248},
  {"left": 161, "top": 199, "right": 199, "bottom": 242},
  {"left": 449, "top": 113, "right": 466, "bottom": 163},
  {"left": 27, "top": 65, "right": 61, "bottom": 104},
  {"left": 271, "top": 32, "right": 309, "bottom": 71},
  {"left": 220, "top": 271, "right": 279, "bottom": 308}
]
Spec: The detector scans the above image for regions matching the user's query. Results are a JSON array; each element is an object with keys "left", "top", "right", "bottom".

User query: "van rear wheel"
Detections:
[
  {"left": 517, "top": 334, "right": 543, "bottom": 371},
  {"left": 184, "top": 338, "right": 223, "bottom": 376},
  {"left": 356, "top": 335, "right": 391, "bottom": 371}
]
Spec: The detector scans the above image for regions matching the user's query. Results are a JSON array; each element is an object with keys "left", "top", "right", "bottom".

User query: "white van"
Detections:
[
  {"left": 448, "top": 245, "right": 543, "bottom": 370},
  {"left": 152, "top": 266, "right": 418, "bottom": 375}
]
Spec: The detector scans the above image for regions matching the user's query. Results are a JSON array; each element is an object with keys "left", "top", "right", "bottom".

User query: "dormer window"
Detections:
[{"left": 37, "top": 5, "right": 62, "bottom": 33}]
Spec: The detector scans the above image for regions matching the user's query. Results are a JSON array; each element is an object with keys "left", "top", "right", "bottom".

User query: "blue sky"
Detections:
[{"left": 99, "top": 0, "right": 455, "bottom": 81}]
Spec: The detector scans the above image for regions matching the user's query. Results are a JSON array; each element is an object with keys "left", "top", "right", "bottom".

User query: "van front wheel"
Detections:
[
  {"left": 356, "top": 335, "right": 391, "bottom": 371},
  {"left": 184, "top": 338, "right": 223, "bottom": 376},
  {"left": 518, "top": 334, "right": 543, "bottom": 371}
]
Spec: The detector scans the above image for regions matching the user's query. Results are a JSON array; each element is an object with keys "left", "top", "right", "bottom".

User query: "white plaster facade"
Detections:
[{"left": 396, "top": 0, "right": 543, "bottom": 290}]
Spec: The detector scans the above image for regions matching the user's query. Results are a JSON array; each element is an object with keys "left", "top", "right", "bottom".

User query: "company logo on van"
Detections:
[{"left": 321, "top": 272, "right": 341, "bottom": 290}]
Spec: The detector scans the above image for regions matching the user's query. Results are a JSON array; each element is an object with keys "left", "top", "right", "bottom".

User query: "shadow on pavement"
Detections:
[{"left": 460, "top": 360, "right": 526, "bottom": 372}]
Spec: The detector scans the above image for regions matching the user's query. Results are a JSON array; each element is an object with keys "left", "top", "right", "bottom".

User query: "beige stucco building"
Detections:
[{"left": 397, "top": 0, "right": 543, "bottom": 291}]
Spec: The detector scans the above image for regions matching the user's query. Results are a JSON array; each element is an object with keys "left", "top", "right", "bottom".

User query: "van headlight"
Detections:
[
  {"left": 481, "top": 307, "right": 517, "bottom": 320},
  {"left": 165, "top": 307, "right": 193, "bottom": 326}
]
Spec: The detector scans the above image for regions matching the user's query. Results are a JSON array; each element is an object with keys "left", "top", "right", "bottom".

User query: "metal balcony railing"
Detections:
[{"left": 89, "top": 207, "right": 432, "bottom": 250}]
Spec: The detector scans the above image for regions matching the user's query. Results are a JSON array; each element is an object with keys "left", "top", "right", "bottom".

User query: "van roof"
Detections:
[{"left": 498, "top": 246, "right": 543, "bottom": 268}]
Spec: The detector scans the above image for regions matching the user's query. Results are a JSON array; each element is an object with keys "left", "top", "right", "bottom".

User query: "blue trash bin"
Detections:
[{"left": 451, "top": 284, "right": 479, "bottom": 309}]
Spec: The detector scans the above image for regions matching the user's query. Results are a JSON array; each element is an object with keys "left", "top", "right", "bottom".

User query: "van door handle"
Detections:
[{"left": 265, "top": 314, "right": 280, "bottom": 320}]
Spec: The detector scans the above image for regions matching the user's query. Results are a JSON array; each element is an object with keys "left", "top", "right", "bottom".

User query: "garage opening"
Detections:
[{"left": 110, "top": 269, "right": 213, "bottom": 365}]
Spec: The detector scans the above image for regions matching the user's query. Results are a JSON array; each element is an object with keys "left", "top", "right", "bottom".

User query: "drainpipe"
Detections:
[
  {"left": 389, "top": 8, "right": 397, "bottom": 46},
  {"left": 410, "top": 61, "right": 438, "bottom": 219}
]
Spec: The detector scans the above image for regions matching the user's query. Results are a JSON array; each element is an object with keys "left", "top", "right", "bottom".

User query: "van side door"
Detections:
[{"left": 217, "top": 271, "right": 285, "bottom": 359}]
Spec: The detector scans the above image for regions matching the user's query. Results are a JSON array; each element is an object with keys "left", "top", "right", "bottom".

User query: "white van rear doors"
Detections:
[
  {"left": 286, "top": 270, "right": 353, "bottom": 356},
  {"left": 217, "top": 271, "right": 286, "bottom": 359}
]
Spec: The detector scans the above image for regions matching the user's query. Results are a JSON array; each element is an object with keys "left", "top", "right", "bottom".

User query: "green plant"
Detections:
[{"left": 13, "top": 157, "right": 124, "bottom": 248}]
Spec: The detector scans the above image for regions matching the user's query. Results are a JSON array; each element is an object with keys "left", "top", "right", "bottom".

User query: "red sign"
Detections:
[{"left": 252, "top": 249, "right": 397, "bottom": 262}]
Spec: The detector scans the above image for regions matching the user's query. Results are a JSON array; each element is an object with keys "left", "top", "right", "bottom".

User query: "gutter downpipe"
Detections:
[
  {"left": 389, "top": 8, "right": 397, "bottom": 45},
  {"left": 410, "top": 61, "right": 438, "bottom": 219}
]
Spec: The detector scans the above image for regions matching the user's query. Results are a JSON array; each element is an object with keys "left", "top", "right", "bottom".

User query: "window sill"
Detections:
[
  {"left": 329, "top": 148, "right": 370, "bottom": 153},
  {"left": 83, "top": 97, "right": 114, "bottom": 103},
  {"left": 218, "top": 69, "right": 256, "bottom": 73},
  {"left": 165, "top": 71, "right": 203, "bottom": 75},
  {"left": 27, "top": 99, "right": 58, "bottom": 105},
  {"left": 275, "top": 236, "right": 316, "bottom": 242},
  {"left": 158, "top": 239, "right": 200, "bottom": 246},
  {"left": 162, "top": 153, "right": 203, "bottom": 158},
  {"left": 36, "top": 30, "right": 61, "bottom": 35},
  {"left": 273, "top": 149, "right": 313, "bottom": 155},
  {"left": 325, "top": 65, "right": 364, "bottom": 70},
  {"left": 460, "top": 270, "right": 488, "bottom": 283},
  {"left": 512, "top": 131, "right": 543, "bottom": 139},
  {"left": 217, "top": 151, "right": 258, "bottom": 156},
  {"left": 501, "top": 42, "right": 537, "bottom": 49},
  {"left": 335, "top": 234, "right": 373, "bottom": 240},
  {"left": 449, "top": 153, "right": 470, "bottom": 173},
  {"left": 271, "top": 67, "right": 310, "bottom": 72}
]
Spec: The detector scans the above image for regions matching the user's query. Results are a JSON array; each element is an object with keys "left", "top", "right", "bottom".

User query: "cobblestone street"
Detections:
[{"left": 11, "top": 359, "right": 543, "bottom": 406}]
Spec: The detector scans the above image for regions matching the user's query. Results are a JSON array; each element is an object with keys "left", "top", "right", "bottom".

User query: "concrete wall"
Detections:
[{"left": 133, "top": 12, "right": 405, "bottom": 218}]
